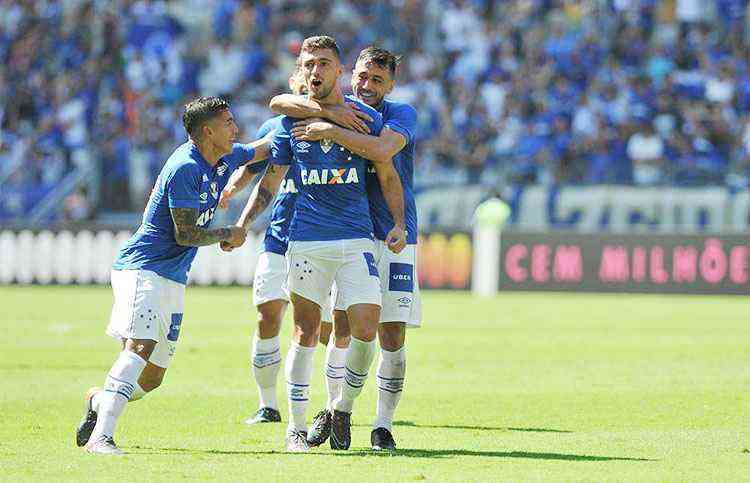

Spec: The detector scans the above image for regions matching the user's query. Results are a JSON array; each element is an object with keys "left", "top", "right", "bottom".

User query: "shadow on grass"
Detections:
[
  {"left": 391, "top": 420, "right": 573, "bottom": 433},
  {"left": 128, "top": 446, "right": 655, "bottom": 462}
]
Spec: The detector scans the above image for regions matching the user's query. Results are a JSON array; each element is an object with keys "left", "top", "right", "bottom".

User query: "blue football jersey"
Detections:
[
  {"left": 366, "top": 99, "right": 419, "bottom": 244},
  {"left": 113, "top": 141, "right": 257, "bottom": 284},
  {"left": 254, "top": 115, "right": 299, "bottom": 255},
  {"left": 270, "top": 96, "right": 382, "bottom": 242}
]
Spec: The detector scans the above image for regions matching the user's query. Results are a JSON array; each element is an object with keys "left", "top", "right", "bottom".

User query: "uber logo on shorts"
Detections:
[
  {"left": 389, "top": 263, "right": 414, "bottom": 292},
  {"left": 168, "top": 313, "right": 183, "bottom": 342}
]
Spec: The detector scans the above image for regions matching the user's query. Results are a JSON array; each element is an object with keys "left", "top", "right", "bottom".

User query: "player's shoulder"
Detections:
[
  {"left": 163, "top": 142, "right": 203, "bottom": 179},
  {"left": 383, "top": 99, "right": 417, "bottom": 120},
  {"left": 258, "top": 115, "right": 285, "bottom": 137}
]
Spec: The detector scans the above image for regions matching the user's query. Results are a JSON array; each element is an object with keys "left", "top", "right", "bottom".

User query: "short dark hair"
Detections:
[
  {"left": 356, "top": 46, "right": 401, "bottom": 77},
  {"left": 300, "top": 35, "right": 341, "bottom": 60},
  {"left": 182, "top": 97, "right": 230, "bottom": 138}
]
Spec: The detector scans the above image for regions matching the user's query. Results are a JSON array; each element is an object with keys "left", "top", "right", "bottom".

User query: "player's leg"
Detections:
[
  {"left": 319, "top": 321, "right": 332, "bottom": 346},
  {"left": 247, "top": 251, "right": 289, "bottom": 423},
  {"left": 326, "top": 309, "right": 351, "bottom": 410},
  {"left": 283, "top": 241, "right": 337, "bottom": 451},
  {"left": 372, "top": 242, "right": 420, "bottom": 451},
  {"left": 84, "top": 338, "right": 155, "bottom": 455},
  {"left": 372, "top": 322, "right": 406, "bottom": 451},
  {"left": 330, "top": 239, "right": 382, "bottom": 450},
  {"left": 308, "top": 300, "right": 351, "bottom": 447},
  {"left": 283, "top": 292, "right": 320, "bottom": 451},
  {"left": 81, "top": 269, "right": 184, "bottom": 455},
  {"left": 246, "top": 300, "right": 286, "bottom": 424}
]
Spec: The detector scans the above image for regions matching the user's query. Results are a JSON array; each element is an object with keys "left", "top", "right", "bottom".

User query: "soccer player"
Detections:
[
  {"left": 217, "top": 70, "right": 336, "bottom": 425},
  {"left": 76, "top": 97, "right": 269, "bottom": 455},
  {"left": 228, "top": 36, "right": 406, "bottom": 452},
  {"left": 270, "top": 46, "right": 420, "bottom": 451}
]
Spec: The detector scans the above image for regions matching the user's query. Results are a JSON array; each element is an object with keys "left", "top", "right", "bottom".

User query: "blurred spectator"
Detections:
[{"left": 628, "top": 121, "right": 665, "bottom": 186}]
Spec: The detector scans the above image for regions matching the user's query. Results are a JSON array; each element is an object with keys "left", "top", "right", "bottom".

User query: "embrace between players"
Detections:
[{"left": 77, "top": 36, "right": 421, "bottom": 455}]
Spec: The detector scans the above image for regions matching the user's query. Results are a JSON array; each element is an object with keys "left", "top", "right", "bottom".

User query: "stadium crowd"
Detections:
[{"left": 2, "top": 0, "right": 750, "bottom": 221}]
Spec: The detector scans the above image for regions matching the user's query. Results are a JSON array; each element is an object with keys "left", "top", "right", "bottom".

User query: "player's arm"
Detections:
[
  {"left": 291, "top": 122, "right": 407, "bottom": 165},
  {"left": 235, "top": 164, "right": 289, "bottom": 232},
  {"left": 373, "top": 161, "right": 407, "bottom": 253},
  {"left": 170, "top": 208, "right": 245, "bottom": 247},
  {"left": 269, "top": 94, "right": 372, "bottom": 134},
  {"left": 219, "top": 165, "right": 260, "bottom": 209},
  {"left": 240, "top": 135, "right": 272, "bottom": 167}
]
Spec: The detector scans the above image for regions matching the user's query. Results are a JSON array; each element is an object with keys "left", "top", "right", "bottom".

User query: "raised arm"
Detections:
[
  {"left": 269, "top": 94, "right": 373, "bottom": 134},
  {"left": 170, "top": 208, "right": 245, "bottom": 247}
]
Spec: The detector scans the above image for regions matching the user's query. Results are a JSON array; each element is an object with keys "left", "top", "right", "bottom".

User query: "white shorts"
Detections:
[
  {"left": 254, "top": 251, "right": 332, "bottom": 321},
  {"left": 253, "top": 252, "right": 290, "bottom": 306},
  {"left": 287, "top": 238, "right": 381, "bottom": 311},
  {"left": 106, "top": 269, "right": 185, "bottom": 368},
  {"left": 335, "top": 241, "right": 421, "bottom": 327}
]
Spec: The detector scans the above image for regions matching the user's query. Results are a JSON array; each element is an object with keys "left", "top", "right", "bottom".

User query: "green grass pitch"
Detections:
[{"left": 2, "top": 286, "right": 749, "bottom": 481}]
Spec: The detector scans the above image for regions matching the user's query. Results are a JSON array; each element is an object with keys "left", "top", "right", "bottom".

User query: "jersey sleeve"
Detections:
[
  {"left": 384, "top": 104, "right": 417, "bottom": 146},
  {"left": 270, "top": 118, "right": 293, "bottom": 166},
  {"left": 167, "top": 163, "right": 201, "bottom": 210},
  {"left": 365, "top": 108, "right": 384, "bottom": 137},
  {"left": 225, "top": 143, "right": 256, "bottom": 171}
]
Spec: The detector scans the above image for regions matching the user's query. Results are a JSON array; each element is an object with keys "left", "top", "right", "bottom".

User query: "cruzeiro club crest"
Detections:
[{"left": 320, "top": 138, "right": 334, "bottom": 154}]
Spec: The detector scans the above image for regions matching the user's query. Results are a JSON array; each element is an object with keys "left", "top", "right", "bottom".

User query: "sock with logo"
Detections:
[
  {"left": 252, "top": 335, "right": 282, "bottom": 410},
  {"left": 285, "top": 341, "right": 316, "bottom": 432},
  {"left": 324, "top": 336, "right": 347, "bottom": 410},
  {"left": 333, "top": 336, "right": 376, "bottom": 414},
  {"left": 88, "top": 350, "right": 147, "bottom": 441},
  {"left": 374, "top": 346, "right": 406, "bottom": 430}
]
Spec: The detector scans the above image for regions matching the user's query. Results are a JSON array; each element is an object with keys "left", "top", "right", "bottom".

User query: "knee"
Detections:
[
  {"left": 125, "top": 339, "right": 157, "bottom": 361},
  {"left": 257, "top": 304, "right": 284, "bottom": 337},
  {"left": 138, "top": 373, "right": 164, "bottom": 393},
  {"left": 293, "top": 319, "right": 320, "bottom": 346},
  {"left": 378, "top": 323, "right": 405, "bottom": 351},
  {"left": 333, "top": 310, "right": 351, "bottom": 339}
]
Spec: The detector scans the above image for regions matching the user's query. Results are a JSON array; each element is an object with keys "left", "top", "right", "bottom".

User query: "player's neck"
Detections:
[
  {"left": 191, "top": 138, "right": 223, "bottom": 167},
  {"left": 311, "top": 86, "right": 345, "bottom": 107}
]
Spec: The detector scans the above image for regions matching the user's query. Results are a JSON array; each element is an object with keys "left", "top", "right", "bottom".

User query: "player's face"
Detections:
[
  {"left": 298, "top": 49, "right": 342, "bottom": 100},
  {"left": 351, "top": 60, "right": 394, "bottom": 108},
  {"left": 203, "top": 109, "right": 238, "bottom": 154}
]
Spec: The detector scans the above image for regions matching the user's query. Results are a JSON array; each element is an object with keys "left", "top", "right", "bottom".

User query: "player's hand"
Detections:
[
  {"left": 386, "top": 225, "right": 406, "bottom": 254},
  {"left": 218, "top": 185, "right": 236, "bottom": 209},
  {"left": 291, "top": 118, "right": 335, "bottom": 141},
  {"left": 221, "top": 226, "right": 247, "bottom": 252},
  {"left": 324, "top": 103, "right": 372, "bottom": 133}
]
